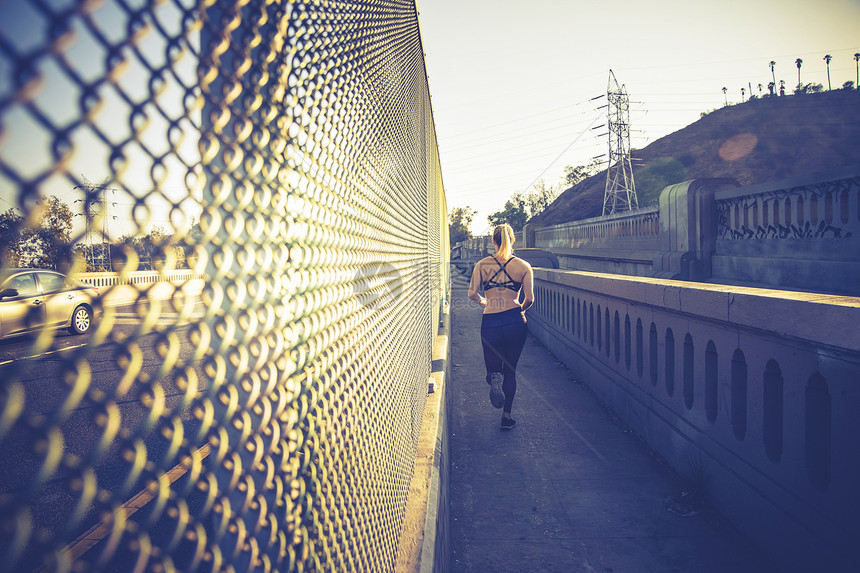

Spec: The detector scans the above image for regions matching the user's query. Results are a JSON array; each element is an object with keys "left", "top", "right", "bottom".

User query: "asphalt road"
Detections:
[{"left": 0, "top": 294, "right": 210, "bottom": 571}]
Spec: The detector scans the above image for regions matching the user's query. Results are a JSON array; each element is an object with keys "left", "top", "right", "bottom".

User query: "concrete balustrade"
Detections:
[
  {"left": 526, "top": 267, "right": 860, "bottom": 571},
  {"left": 711, "top": 165, "right": 860, "bottom": 294},
  {"left": 530, "top": 206, "right": 661, "bottom": 275}
]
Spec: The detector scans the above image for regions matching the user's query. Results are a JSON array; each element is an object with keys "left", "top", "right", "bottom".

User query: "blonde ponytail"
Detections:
[{"left": 493, "top": 224, "right": 515, "bottom": 260}]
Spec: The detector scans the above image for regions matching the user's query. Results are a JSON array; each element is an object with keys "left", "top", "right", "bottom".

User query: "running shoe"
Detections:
[
  {"left": 500, "top": 417, "right": 517, "bottom": 430},
  {"left": 489, "top": 372, "right": 504, "bottom": 409}
]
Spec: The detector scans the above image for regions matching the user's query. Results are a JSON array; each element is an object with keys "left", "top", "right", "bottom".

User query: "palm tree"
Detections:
[
  {"left": 767, "top": 81, "right": 775, "bottom": 96},
  {"left": 758, "top": 83, "right": 763, "bottom": 96},
  {"left": 740, "top": 87, "right": 746, "bottom": 102},
  {"left": 855, "top": 53, "right": 859, "bottom": 88},
  {"left": 795, "top": 58, "right": 803, "bottom": 88},
  {"left": 823, "top": 55, "right": 833, "bottom": 90},
  {"left": 779, "top": 80, "right": 785, "bottom": 96},
  {"left": 722, "top": 86, "right": 728, "bottom": 106},
  {"left": 769, "top": 60, "right": 777, "bottom": 86}
]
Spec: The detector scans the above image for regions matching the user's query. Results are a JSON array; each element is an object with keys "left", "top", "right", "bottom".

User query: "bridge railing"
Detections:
[
  {"left": 530, "top": 205, "right": 660, "bottom": 275},
  {"left": 711, "top": 165, "right": 860, "bottom": 293},
  {"left": 526, "top": 165, "right": 860, "bottom": 296},
  {"left": 76, "top": 270, "right": 201, "bottom": 287},
  {"left": 527, "top": 268, "right": 860, "bottom": 571}
]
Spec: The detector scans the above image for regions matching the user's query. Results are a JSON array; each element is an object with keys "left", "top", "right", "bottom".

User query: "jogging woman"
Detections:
[{"left": 467, "top": 224, "right": 535, "bottom": 430}]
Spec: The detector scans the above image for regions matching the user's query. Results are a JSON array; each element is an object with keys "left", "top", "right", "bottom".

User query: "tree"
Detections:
[
  {"left": 0, "top": 209, "right": 24, "bottom": 267},
  {"left": 487, "top": 181, "right": 561, "bottom": 232},
  {"left": 779, "top": 80, "right": 786, "bottom": 96},
  {"left": 187, "top": 217, "right": 203, "bottom": 244},
  {"left": 34, "top": 196, "right": 74, "bottom": 271},
  {"left": 183, "top": 216, "right": 204, "bottom": 269},
  {"left": 138, "top": 225, "right": 170, "bottom": 269},
  {"left": 563, "top": 159, "right": 601, "bottom": 187},
  {"left": 722, "top": 86, "right": 728, "bottom": 106},
  {"left": 526, "top": 180, "right": 560, "bottom": 218},
  {"left": 795, "top": 58, "right": 803, "bottom": 88},
  {"left": 114, "top": 225, "right": 171, "bottom": 270},
  {"left": 823, "top": 54, "right": 832, "bottom": 90},
  {"left": 448, "top": 207, "right": 476, "bottom": 244},
  {"left": 796, "top": 82, "right": 823, "bottom": 94},
  {"left": 487, "top": 193, "right": 528, "bottom": 232},
  {"left": 740, "top": 87, "right": 746, "bottom": 102},
  {"left": 843, "top": 81, "right": 856, "bottom": 91},
  {"left": 767, "top": 81, "right": 775, "bottom": 96},
  {"left": 769, "top": 60, "right": 776, "bottom": 86},
  {"left": 3, "top": 196, "right": 75, "bottom": 270}
]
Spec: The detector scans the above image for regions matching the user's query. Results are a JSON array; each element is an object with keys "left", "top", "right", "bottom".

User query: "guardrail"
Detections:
[{"left": 75, "top": 270, "right": 201, "bottom": 287}]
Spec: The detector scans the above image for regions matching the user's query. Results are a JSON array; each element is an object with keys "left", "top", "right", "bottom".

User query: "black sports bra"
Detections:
[{"left": 482, "top": 256, "right": 522, "bottom": 293}]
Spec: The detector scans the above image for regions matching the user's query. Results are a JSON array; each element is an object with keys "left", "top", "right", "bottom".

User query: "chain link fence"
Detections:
[{"left": 0, "top": 0, "right": 448, "bottom": 570}]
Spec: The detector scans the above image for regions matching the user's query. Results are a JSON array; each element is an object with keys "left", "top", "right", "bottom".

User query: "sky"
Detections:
[
  {"left": 0, "top": 0, "right": 199, "bottom": 242},
  {"left": 1, "top": 0, "right": 858, "bottom": 242},
  {"left": 416, "top": 0, "right": 860, "bottom": 235}
]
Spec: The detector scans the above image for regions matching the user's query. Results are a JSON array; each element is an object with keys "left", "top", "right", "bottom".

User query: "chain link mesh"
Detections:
[{"left": 0, "top": 0, "right": 447, "bottom": 570}]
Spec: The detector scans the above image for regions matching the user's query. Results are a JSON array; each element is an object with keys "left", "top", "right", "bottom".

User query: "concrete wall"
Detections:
[{"left": 526, "top": 268, "right": 860, "bottom": 572}]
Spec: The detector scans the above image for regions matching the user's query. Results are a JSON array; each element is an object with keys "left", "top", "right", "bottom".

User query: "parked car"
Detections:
[{"left": 0, "top": 269, "right": 102, "bottom": 340}]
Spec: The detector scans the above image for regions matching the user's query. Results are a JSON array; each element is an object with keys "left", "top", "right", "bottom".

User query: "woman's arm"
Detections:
[
  {"left": 467, "top": 261, "right": 487, "bottom": 306},
  {"left": 519, "top": 263, "right": 534, "bottom": 312}
]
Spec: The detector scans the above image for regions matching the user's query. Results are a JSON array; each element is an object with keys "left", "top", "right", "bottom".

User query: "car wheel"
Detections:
[{"left": 69, "top": 305, "right": 92, "bottom": 335}]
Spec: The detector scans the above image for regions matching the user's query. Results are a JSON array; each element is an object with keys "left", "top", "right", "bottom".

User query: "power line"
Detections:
[{"left": 0, "top": 195, "right": 19, "bottom": 212}]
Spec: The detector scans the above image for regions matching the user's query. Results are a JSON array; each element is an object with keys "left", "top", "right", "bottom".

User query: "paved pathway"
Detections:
[{"left": 448, "top": 271, "right": 777, "bottom": 572}]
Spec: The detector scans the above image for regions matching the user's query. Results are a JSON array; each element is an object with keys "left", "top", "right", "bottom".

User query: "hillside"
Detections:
[{"left": 530, "top": 89, "right": 860, "bottom": 227}]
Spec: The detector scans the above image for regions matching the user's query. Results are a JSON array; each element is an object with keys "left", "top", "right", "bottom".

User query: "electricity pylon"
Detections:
[
  {"left": 602, "top": 70, "right": 639, "bottom": 215},
  {"left": 74, "top": 175, "right": 115, "bottom": 271}
]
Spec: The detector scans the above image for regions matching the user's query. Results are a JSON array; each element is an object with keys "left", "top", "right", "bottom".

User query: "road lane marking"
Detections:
[
  {"left": 0, "top": 314, "right": 206, "bottom": 365},
  {"left": 0, "top": 344, "right": 88, "bottom": 367}
]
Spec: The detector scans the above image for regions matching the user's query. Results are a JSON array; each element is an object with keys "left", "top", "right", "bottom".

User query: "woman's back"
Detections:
[{"left": 472, "top": 255, "right": 533, "bottom": 314}]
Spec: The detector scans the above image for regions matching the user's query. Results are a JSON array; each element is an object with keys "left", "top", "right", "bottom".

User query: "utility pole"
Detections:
[
  {"left": 74, "top": 176, "right": 115, "bottom": 271},
  {"left": 602, "top": 70, "right": 638, "bottom": 215}
]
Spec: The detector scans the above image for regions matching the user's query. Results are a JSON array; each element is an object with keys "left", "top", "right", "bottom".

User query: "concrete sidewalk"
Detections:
[{"left": 448, "top": 273, "right": 776, "bottom": 572}]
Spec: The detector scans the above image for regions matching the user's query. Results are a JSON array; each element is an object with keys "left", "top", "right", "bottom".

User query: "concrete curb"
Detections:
[{"left": 395, "top": 308, "right": 451, "bottom": 573}]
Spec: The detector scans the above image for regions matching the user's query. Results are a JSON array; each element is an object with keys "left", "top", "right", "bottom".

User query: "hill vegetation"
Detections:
[{"left": 530, "top": 89, "right": 860, "bottom": 227}]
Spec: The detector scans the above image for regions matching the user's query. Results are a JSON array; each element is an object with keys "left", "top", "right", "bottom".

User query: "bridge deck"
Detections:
[{"left": 448, "top": 274, "right": 776, "bottom": 572}]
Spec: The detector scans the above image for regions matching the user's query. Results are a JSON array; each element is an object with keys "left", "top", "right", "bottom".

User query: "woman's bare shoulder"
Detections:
[
  {"left": 513, "top": 255, "right": 533, "bottom": 270},
  {"left": 472, "top": 256, "right": 493, "bottom": 271}
]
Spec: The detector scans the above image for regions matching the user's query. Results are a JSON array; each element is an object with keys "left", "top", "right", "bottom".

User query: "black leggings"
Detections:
[{"left": 480, "top": 308, "right": 528, "bottom": 413}]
